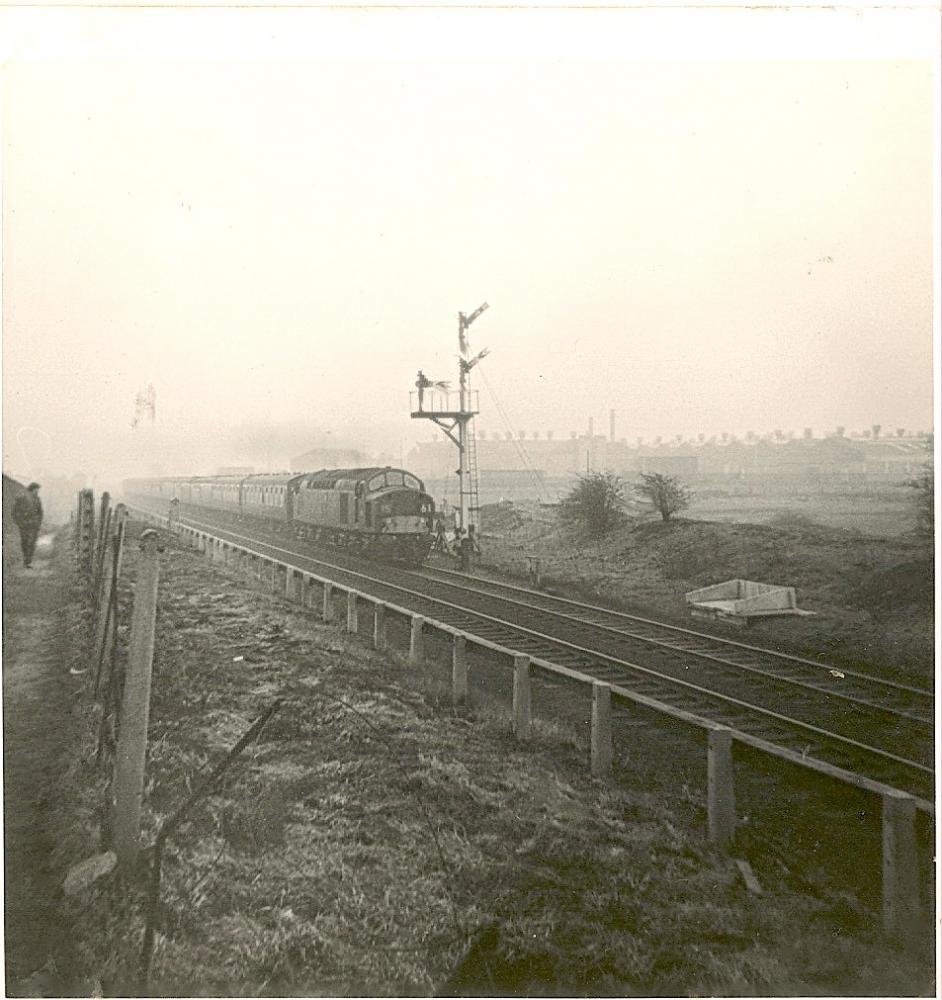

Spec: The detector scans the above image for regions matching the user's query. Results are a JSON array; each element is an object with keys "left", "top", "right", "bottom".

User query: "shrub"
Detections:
[
  {"left": 558, "top": 473, "right": 626, "bottom": 538},
  {"left": 634, "top": 474, "right": 692, "bottom": 523}
]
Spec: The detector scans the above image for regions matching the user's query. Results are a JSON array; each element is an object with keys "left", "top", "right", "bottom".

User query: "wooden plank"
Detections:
[
  {"left": 513, "top": 654, "right": 531, "bottom": 740},
  {"left": 734, "top": 859, "right": 763, "bottom": 895},
  {"left": 591, "top": 682, "right": 613, "bottom": 778},
  {"left": 452, "top": 633, "right": 468, "bottom": 707},
  {"left": 113, "top": 530, "right": 161, "bottom": 871}
]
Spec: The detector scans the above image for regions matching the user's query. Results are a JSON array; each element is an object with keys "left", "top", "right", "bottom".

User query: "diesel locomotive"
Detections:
[{"left": 124, "top": 467, "right": 435, "bottom": 565}]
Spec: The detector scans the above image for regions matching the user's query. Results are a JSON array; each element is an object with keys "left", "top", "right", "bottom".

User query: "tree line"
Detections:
[
  {"left": 560, "top": 451, "right": 934, "bottom": 541},
  {"left": 559, "top": 471, "right": 692, "bottom": 537}
]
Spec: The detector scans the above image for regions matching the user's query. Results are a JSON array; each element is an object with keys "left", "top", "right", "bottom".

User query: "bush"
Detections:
[
  {"left": 634, "top": 474, "right": 692, "bottom": 523},
  {"left": 558, "top": 473, "right": 626, "bottom": 538}
]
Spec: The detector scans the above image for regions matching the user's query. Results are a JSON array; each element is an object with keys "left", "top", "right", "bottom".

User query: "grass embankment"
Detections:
[
  {"left": 55, "top": 525, "right": 932, "bottom": 996},
  {"left": 472, "top": 504, "right": 934, "bottom": 684}
]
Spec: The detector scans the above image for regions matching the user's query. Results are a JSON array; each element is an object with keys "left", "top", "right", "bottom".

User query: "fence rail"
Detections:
[{"left": 127, "top": 502, "right": 931, "bottom": 942}]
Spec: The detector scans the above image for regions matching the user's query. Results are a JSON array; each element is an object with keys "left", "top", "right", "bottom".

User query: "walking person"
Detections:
[{"left": 12, "top": 482, "right": 43, "bottom": 568}]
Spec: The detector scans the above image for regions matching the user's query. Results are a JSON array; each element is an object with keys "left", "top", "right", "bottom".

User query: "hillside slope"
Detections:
[{"left": 475, "top": 505, "right": 934, "bottom": 683}]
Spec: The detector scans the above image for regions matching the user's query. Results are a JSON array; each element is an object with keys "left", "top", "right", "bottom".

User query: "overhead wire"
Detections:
[{"left": 477, "top": 367, "right": 545, "bottom": 499}]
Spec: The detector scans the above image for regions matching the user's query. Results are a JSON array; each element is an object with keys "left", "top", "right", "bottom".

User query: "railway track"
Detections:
[{"left": 130, "top": 503, "right": 935, "bottom": 806}]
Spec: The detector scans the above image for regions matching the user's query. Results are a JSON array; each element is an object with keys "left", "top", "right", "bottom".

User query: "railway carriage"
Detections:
[
  {"left": 241, "top": 473, "right": 295, "bottom": 527},
  {"left": 192, "top": 476, "right": 243, "bottom": 515}
]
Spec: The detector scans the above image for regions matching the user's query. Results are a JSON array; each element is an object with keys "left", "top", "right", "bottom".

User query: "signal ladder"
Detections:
[{"left": 463, "top": 418, "right": 481, "bottom": 531}]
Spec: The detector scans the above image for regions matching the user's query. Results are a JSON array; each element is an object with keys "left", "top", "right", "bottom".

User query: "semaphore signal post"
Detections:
[{"left": 410, "top": 303, "right": 490, "bottom": 535}]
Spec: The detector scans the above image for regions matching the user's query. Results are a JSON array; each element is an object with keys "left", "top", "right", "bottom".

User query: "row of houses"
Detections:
[{"left": 404, "top": 433, "right": 931, "bottom": 482}]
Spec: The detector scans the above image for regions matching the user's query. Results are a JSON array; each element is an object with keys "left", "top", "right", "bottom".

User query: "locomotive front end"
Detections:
[{"left": 365, "top": 469, "right": 434, "bottom": 565}]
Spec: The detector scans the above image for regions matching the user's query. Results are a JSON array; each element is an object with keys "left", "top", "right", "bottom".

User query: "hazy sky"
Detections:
[{"left": 2, "top": 6, "right": 938, "bottom": 482}]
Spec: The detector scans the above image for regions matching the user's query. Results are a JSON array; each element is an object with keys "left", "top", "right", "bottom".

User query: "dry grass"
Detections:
[
  {"left": 53, "top": 524, "right": 933, "bottom": 996},
  {"left": 474, "top": 505, "right": 933, "bottom": 683}
]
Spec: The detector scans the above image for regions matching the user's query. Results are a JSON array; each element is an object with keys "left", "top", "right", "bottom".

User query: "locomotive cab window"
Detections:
[
  {"left": 404, "top": 474, "right": 420, "bottom": 490},
  {"left": 386, "top": 471, "right": 403, "bottom": 486}
]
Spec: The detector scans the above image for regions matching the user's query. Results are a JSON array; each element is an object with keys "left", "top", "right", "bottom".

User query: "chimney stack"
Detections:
[
  {"left": 588, "top": 416, "right": 594, "bottom": 439},
  {"left": 872, "top": 424, "right": 881, "bottom": 440},
  {"left": 609, "top": 409, "right": 616, "bottom": 443}
]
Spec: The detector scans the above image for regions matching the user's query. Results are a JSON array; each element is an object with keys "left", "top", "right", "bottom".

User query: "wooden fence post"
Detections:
[
  {"left": 513, "top": 654, "right": 531, "bottom": 740},
  {"left": 78, "top": 489, "right": 95, "bottom": 582},
  {"left": 322, "top": 582, "right": 334, "bottom": 622},
  {"left": 92, "top": 508, "right": 113, "bottom": 620},
  {"left": 409, "top": 616, "right": 425, "bottom": 663},
  {"left": 94, "top": 492, "right": 111, "bottom": 588},
  {"left": 882, "top": 790, "right": 919, "bottom": 940},
  {"left": 167, "top": 498, "right": 180, "bottom": 538},
  {"left": 707, "top": 725, "right": 736, "bottom": 850},
  {"left": 74, "top": 490, "right": 84, "bottom": 555},
  {"left": 93, "top": 512, "right": 128, "bottom": 698},
  {"left": 112, "top": 504, "right": 128, "bottom": 570},
  {"left": 113, "top": 530, "right": 161, "bottom": 872},
  {"left": 92, "top": 526, "right": 116, "bottom": 672},
  {"left": 452, "top": 633, "right": 468, "bottom": 707},
  {"left": 373, "top": 603, "right": 386, "bottom": 650},
  {"left": 347, "top": 591, "right": 359, "bottom": 634},
  {"left": 591, "top": 682, "right": 612, "bottom": 778}
]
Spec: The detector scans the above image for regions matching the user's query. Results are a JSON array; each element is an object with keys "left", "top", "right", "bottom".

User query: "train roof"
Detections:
[
  {"left": 186, "top": 475, "right": 246, "bottom": 484},
  {"left": 241, "top": 473, "right": 301, "bottom": 487},
  {"left": 296, "top": 467, "right": 423, "bottom": 489}
]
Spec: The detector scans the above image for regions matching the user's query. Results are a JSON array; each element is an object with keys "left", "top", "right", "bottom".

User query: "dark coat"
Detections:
[{"left": 12, "top": 492, "right": 43, "bottom": 529}]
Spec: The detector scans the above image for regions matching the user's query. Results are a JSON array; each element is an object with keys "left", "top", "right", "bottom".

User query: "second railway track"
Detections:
[{"left": 131, "top": 503, "right": 935, "bottom": 806}]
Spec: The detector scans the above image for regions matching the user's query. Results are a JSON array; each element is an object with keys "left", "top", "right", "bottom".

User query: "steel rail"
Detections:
[
  {"left": 128, "top": 502, "right": 935, "bottom": 813},
  {"left": 129, "top": 504, "right": 932, "bottom": 795},
  {"left": 411, "top": 567, "right": 933, "bottom": 725},
  {"left": 421, "top": 565, "right": 933, "bottom": 700}
]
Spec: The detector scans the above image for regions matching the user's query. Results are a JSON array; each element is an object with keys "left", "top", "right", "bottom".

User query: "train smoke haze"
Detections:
[{"left": 2, "top": 8, "right": 936, "bottom": 494}]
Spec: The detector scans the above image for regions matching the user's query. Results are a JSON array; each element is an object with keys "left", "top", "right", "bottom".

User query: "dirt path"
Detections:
[{"left": 3, "top": 532, "right": 81, "bottom": 996}]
